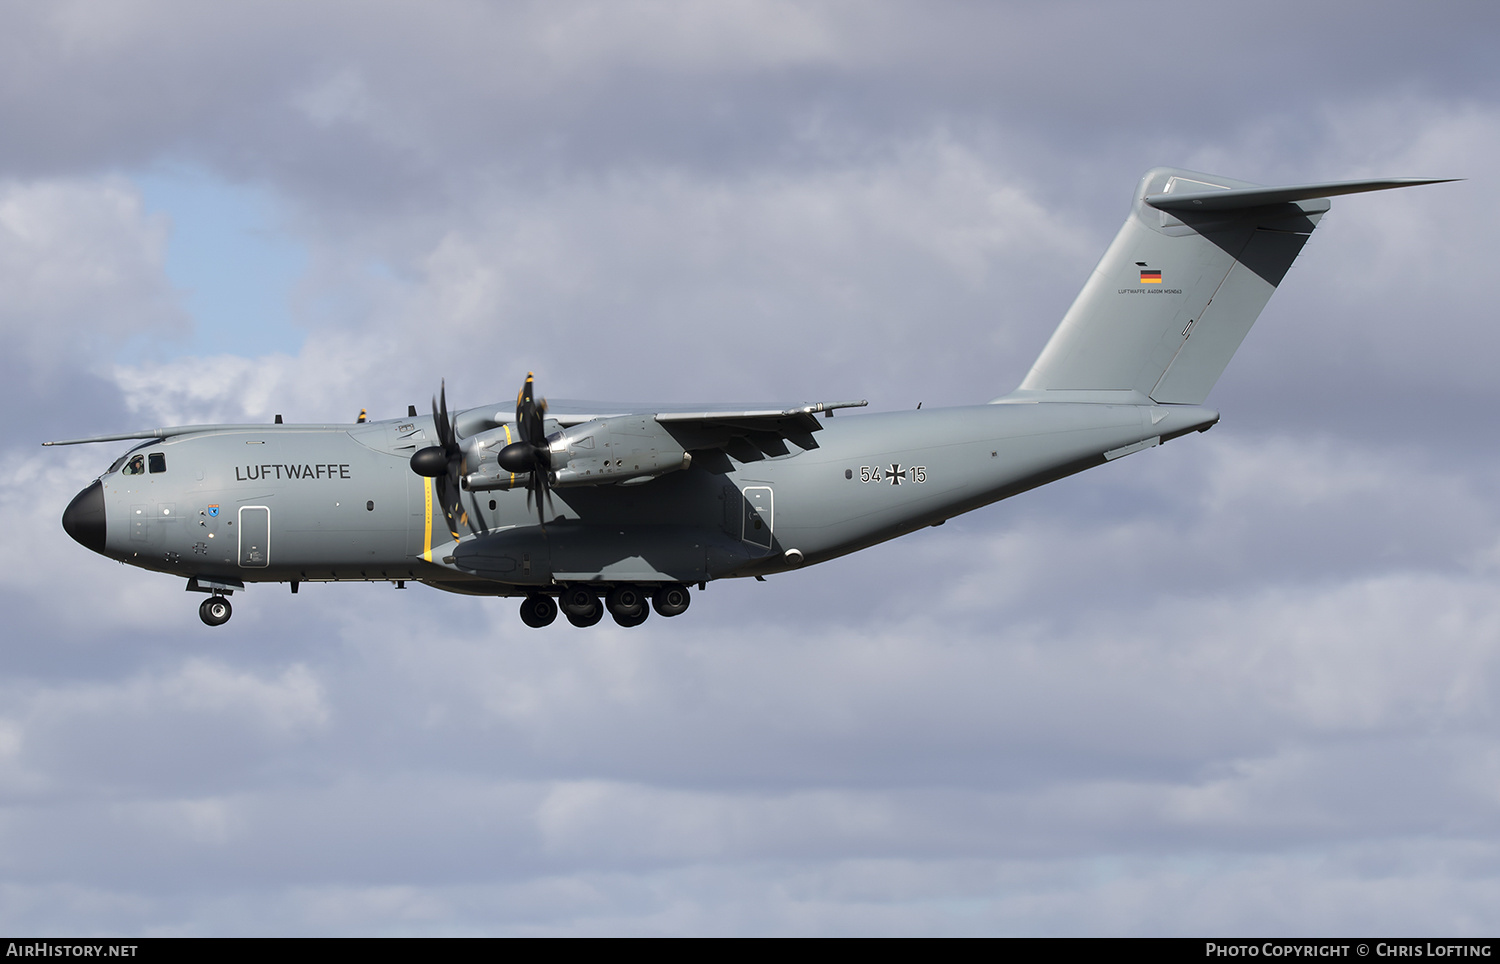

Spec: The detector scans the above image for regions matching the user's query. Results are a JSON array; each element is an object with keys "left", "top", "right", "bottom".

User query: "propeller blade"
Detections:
[
  {"left": 434, "top": 380, "right": 454, "bottom": 452},
  {"left": 414, "top": 377, "right": 485, "bottom": 540},
  {"left": 434, "top": 472, "right": 461, "bottom": 540},
  {"left": 511, "top": 371, "right": 553, "bottom": 526}
]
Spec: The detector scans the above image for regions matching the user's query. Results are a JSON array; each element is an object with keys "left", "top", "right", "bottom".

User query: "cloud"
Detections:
[
  {"left": 0, "top": 659, "right": 328, "bottom": 797},
  {"left": 102, "top": 133, "right": 1085, "bottom": 417},
  {"left": 0, "top": 177, "right": 185, "bottom": 372},
  {"left": 4, "top": 0, "right": 1500, "bottom": 937}
]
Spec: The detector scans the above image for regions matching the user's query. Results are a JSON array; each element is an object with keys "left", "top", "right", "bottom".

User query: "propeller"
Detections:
[
  {"left": 409, "top": 380, "right": 470, "bottom": 540},
  {"left": 496, "top": 371, "right": 554, "bottom": 525}
]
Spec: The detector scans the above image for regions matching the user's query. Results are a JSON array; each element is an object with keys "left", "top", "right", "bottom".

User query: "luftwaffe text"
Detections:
[{"left": 235, "top": 463, "right": 351, "bottom": 481}]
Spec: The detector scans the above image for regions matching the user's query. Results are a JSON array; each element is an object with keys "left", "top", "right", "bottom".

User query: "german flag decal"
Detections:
[{"left": 1139, "top": 269, "right": 1162, "bottom": 284}]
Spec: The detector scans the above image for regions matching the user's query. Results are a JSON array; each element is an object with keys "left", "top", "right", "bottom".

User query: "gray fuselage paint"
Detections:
[{"left": 87, "top": 400, "right": 1217, "bottom": 594}]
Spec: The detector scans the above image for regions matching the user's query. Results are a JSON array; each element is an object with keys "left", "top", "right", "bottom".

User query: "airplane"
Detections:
[{"left": 48, "top": 167, "right": 1453, "bottom": 629}]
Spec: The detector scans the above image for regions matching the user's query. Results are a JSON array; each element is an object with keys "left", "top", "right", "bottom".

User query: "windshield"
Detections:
[{"left": 108, "top": 441, "right": 157, "bottom": 475}]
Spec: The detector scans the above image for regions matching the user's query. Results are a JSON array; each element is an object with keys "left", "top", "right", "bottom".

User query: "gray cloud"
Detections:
[{"left": 3, "top": 0, "right": 1498, "bottom": 937}]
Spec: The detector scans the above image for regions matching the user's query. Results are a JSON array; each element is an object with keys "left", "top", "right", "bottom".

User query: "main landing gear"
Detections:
[
  {"left": 199, "top": 596, "right": 232, "bottom": 627},
  {"left": 560, "top": 586, "right": 604, "bottom": 628},
  {"left": 606, "top": 586, "right": 649, "bottom": 628},
  {"left": 518, "top": 584, "right": 692, "bottom": 629},
  {"left": 519, "top": 594, "right": 559, "bottom": 628}
]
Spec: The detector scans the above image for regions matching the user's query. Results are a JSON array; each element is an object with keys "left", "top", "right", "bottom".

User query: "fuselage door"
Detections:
[
  {"left": 741, "top": 486, "right": 773, "bottom": 550},
  {"left": 238, "top": 506, "right": 270, "bottom": 568}
]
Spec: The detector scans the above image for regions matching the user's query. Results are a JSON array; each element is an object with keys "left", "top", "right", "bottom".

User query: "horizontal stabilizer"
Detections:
[{"left": 1146, "top": 177, "right": 1457, "bottom": 212}]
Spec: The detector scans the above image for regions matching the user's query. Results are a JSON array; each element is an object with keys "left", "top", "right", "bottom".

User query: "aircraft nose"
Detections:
[{"left": 62, "top": 480, "right": 107, "bottom": 553}]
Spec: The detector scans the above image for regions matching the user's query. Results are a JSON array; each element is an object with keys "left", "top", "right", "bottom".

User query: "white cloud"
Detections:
[
  {"left": 0, "top": 659, "right": 328, "bottom": 796},
  {"left": 534, "top": 0, "right": 848, "bottom": 74},
  {"left": 0, "top": 177, "right": 185, "bottom": 370}
]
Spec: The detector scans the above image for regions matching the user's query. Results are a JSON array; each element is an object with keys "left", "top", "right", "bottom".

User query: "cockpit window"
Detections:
[
  {"left": 148, "top": 453, "right": 166, "bottom": 474},
  {"left": 120, "top": 455, "right": 146, "bottom": 476}
]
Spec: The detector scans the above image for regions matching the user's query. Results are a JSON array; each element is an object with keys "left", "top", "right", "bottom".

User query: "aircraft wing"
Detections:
[
  {"left": 652, "top": 400, "right": 868, "bottom": 458},
  {"left": 655, "top": 399, "right": 868, "bottom": 430},
  {"left": 540, "top": 398, "right": 863, "bottom": 424},
  {"left": 43, "top": 423, "right": 356, "bottom": 446},
  {"left": 542, "top": 398, "right": 868, "bottom": 456},
  {"left": 453, "top": 397, "right": 872, "bottom": 491},
  {"left": 44, "top": 400, "right": 869, "bottom": 453}
]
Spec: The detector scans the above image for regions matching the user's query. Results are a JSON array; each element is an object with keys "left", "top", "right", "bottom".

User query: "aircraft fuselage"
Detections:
[{"left": 64, "top": 400, "right": 1218, "bottom": 604}]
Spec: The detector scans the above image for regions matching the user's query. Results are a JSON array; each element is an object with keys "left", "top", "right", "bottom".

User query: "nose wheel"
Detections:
[{"left": 199, "top": 596, "right": 233, "bottom": 627}]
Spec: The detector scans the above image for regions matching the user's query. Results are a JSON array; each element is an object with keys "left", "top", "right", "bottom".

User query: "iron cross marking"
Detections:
[{"left": 888, "top": 464, "right": 906, "bottom": 485}]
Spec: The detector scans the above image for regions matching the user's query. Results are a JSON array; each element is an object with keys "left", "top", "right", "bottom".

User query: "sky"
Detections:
[{"left": 2, "top": 0, "right": 1499, "bottom": 936}]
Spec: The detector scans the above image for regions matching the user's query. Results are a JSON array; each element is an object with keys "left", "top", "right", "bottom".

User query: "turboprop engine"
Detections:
[
  {"left": 416, "top": 373, "right": 696, "bottom": 532},
  {"left": 458, "top": 427, "right": 532, "bottom": 492},
  {"left": 542, "top": 416, "right": 691, "bottom": 488}
]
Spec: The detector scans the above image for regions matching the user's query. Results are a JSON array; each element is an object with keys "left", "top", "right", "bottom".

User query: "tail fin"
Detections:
[{"left": 1013, "top": 168, "right": 1452, "bottom": 405}]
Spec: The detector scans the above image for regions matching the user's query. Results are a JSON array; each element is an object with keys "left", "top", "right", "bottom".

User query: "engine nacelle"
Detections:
[
  {"left": 464, "top": 469, "right": 530, "bottom": 491},
  {"left": 455, "top": 425, "right": 533, "bottom": 491},
  {"left": 546, "top": 416, "right": 691, "bottom": 487}
]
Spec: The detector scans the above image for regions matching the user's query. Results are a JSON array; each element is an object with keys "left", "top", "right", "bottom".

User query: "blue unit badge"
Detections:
[{"left": 207, "top": 505, "right": 219, "bottom": 517}]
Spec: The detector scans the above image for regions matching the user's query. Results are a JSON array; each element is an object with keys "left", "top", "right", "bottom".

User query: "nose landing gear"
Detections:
[
  {"left": 187, "top": 577, "right": 244, "bottom": 628},
  {"left": 199, "top": 596, "right": 232, "bottom": 626}
]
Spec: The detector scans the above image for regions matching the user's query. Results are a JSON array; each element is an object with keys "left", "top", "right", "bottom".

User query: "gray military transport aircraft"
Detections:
[{"left": 49, "top": 167, "right": 1451, "bottom": 629}]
